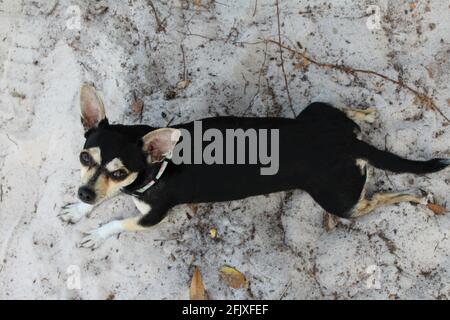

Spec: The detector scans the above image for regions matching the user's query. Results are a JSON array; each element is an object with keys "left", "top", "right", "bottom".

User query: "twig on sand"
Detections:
[
  {"left": 383, "top": 134, "right": 395, "bottom": 188},
  {"left": 275, "top": 0, "right": 295, "bottom": 117},
  {"left": 147, "top": 0, "right": 166, "bottom": 33},
  {"left": 153, "top": 236, "right": 180, "bottom": 242},
  {"left": 6, "top": 134, "right": 18, "bottom": 147},
  {"left": 181, "top": 30, "right": 449, "bottom": 123},
  {"left": 132, "top": 90, "right": 144, "bottom": 123},
  {"left": 180, "top": 44, "right": 188, "bottom": 82},
  {"left": 46, "top": 0, "right": 59, "bottom": 16},
  {"left": 279, "top": 279, "right": 292, "bottom": 300},
  {"left": 265, "top": 39, "right": 450, "bottom": 124},
  {"left": 244, "top": 40, "right": 268, "bottom": 115}
]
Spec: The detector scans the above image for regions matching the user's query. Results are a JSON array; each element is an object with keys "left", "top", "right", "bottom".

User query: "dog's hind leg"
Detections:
[
  {"left": 342, "top": 107, "right": 378, "bottom": 124},
  {"left": 351, "top": 190, "right": 432, "bottom": 218}
]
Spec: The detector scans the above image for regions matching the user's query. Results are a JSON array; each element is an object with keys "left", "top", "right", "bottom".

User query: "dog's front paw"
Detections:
[
  {"left": 360, "top": 107, "right": 378, "bottom": 124},
  {"left": 79, "top": 221, "right": 123, "bottom": 249},
  {"left": 58, "top": 202, "right": 93, "bottom": 224},
  {"left": 79, "top": 231, "right": 106, "bottom": 249}
]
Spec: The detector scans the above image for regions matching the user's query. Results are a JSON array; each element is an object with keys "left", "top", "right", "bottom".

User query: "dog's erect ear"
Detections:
[
  {"left": 80, "top": 84, "right": 106, "bottom": 131},
  {"left": 142, "top": 128, "right": 181, "bottom": 163}
]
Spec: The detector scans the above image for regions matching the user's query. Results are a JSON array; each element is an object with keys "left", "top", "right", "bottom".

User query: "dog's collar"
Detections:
[
  {"left": 122, "top": 153, "right": 172, "bottom": 196},
  {"left": 133, "top": 159, "right": 168, "bottom": 194}
]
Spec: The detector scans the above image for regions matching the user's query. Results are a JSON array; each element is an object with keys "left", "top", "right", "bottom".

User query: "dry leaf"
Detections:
[
  {"left": 210, "top": 228, "right": 217, "bottom": 239},
  {"left": 10, "top": 90, "right": 26, "bottom": 99},
  {"left": 293, "top": 62, "right": 305, "bottom": 70},
  {"left": 131, "top": 99, "right": 144, "bottom": 115},
  {"left": 294, "top": 52, "right": 309, "bottom": 70},
  {"left": 193, "top": 0, "right": 202, "bottom": 7},
  {"left": 427, "top": 203, "right": 446, "bottom": 215},
  {"left": 388, "top": 293, "right": 398, "bottom": 300},
  {"left": 190, "top": 267, "right": 207, "bottom": 300},
  {"left": 177, "top": 79, "right": 190, "bottom": 90},
  {"left": 413, "top": 95, "right": 435, "bottom": 111},
  {"left": 322, "top": 213, "right": 339, "bottom": 232},
  {"left": 409, "top": 2, "right": 417, "bottom": 10},
  {"left": 219, "top": 266, "right": 248, "bottom": 289}
]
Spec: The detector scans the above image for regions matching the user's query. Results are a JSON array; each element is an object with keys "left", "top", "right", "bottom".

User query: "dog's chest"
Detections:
[{"left": 132, "top": 196, "right": 151, "bottom": 214}]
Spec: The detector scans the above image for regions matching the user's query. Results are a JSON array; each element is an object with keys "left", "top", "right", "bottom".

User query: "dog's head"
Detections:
[{"left": 77, "top": 84, "right": 180, "bottom": 204}]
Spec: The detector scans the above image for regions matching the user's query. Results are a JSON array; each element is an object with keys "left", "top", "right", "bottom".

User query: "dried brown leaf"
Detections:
[
  {"left": 219, "top": 266, "right": 248, "bottom": 289},
  {"left": 427, "top": 203, "right": 446, "bottom": 215},
  {"left": 322, "top": 213, "right": 338, "bottom": 232},
  {"left": 10, "top": 90, "right": 26, "bottom": 99},
  {"left": 190, "top": 267, "right": 207, "bottom": 300},
  {"left": 131, "top": 99, "right": 144, "bottom": 115},
  {"left": 389, "top": 293, "right": 398, "bottom": 300},
  {"left": 293, "top": 62, "right": 304, "bottom": 70},
  {"left": 177, "top": 79, "right": 190, "bottom": 90}
]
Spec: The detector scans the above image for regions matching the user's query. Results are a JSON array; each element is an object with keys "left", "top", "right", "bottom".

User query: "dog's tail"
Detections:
[{"left": 354, "top": 140, "right": 450, "bottom": 174}]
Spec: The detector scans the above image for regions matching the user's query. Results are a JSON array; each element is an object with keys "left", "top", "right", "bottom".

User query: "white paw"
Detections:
[
  {"left": 79, "top": 221, "right": 123, "bottom": 249},
  {"left": 58, "top": 202, "right": 93, "bottom": 223},
  {"left": 363, "top": 114, "right": 376, "bottom": 124},
  {"left": 79, "top": 230, "right": 106, "bottom": 249},
  {"left": 360, "top": 108, "right": 378, "bottom": 123}
]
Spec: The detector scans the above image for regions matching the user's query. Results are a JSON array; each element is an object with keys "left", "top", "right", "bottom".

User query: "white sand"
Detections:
[{"left": 0, "top": 0, "right": 449, "bottom": 299}]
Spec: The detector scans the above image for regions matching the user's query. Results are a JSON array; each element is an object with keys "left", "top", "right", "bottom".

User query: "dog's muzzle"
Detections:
[{"left": 78, "top": 186, "right": 96, "bottom": 204}]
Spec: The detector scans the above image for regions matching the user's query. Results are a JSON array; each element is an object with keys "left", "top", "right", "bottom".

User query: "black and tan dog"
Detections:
[{"left": 59, "top": 84, "right": 449, "bottom": 248}]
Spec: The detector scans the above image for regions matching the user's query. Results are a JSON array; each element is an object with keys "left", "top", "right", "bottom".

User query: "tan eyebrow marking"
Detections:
[
  {"left": 79, "top": 147, "right": 100, "bottom": 184},
  {"left": 105, "top": 158, "right": 127, "bottom": 172},
  {"left": 81, "top": 147, "right": 101, "bottom": 164}
]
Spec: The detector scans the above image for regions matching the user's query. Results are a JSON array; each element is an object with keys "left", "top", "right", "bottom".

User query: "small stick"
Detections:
[
  {"left": 131, "top": 90, "right": 144, "bottom": 123},
  {"left": 6, "top": 134, "right": 18, "bottom": 147},
  {"left": 279, "top": 279, "right": 292, "bottom": 300},
  {"left": 383, "top": 134, "right": 395, "bottom": 188},
  {"left": 147, "top": 0, "right": 166, "bottom": 33},
  {"left": 153, "top": 236, "right": 179, "bottom": 242},
  {"left": 181, "top": 31, "right": 449, "bottom": 123},
  {"left": 180, "top": 44, "right": 187, "bottom": 82},
  {"left": 266, "top": 39, "right": 450, "bottom": 123},
  {"left": 244, "top": 40, "right": 268, "bottom": 115},
  {"left": 275, "top": 0, "right": 295, "bottom": 117},
  {"left": 241, "top": 73, "right": 249, "bottom": 95}
]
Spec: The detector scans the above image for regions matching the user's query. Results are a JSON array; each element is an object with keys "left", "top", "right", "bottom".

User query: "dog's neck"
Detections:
[{"left": 121, "top": 159, "right": 170, "bottom": 196}]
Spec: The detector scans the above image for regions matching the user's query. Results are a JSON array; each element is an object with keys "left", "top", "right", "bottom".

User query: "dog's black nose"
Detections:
[{"left": 78, "top": 186, "right": 96, "bottom": 204}]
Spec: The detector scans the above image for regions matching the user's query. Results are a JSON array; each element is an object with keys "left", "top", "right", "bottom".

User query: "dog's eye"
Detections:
[
  {"left": 80, "top": 152, "right": 94, "bottom": 166},
  {"left": 110, "top": 169, "right": 128, "bottom": 180}
]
